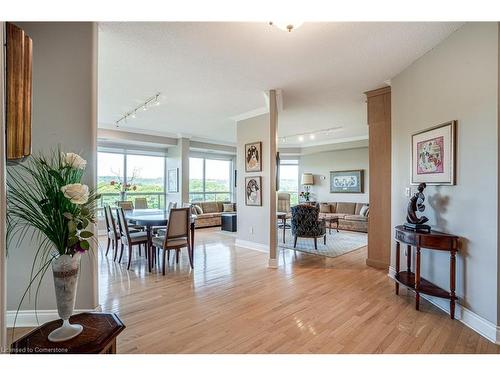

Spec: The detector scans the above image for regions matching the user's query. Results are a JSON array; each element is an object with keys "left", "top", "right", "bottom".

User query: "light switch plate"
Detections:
[{"left": 405, "top": 187, "right": 411, "bottom": 197}]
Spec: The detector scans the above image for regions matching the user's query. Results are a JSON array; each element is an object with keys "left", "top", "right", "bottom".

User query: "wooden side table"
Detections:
[
  {"left": 11, "top": 312, "right": 125, "bottom": 354},
  {"left": 394, "top": 225, "right": 460, "bottom": 319}
]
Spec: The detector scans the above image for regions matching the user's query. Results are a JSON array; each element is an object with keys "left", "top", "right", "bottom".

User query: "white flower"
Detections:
[
  {"left": 61, "top": 183, "right": 89, "bottom": 205},
  {"left": 63, "top": 153, "right": 87, "bottom": 170}
]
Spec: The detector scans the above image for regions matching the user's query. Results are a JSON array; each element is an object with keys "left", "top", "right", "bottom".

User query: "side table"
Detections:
[
  {"left": 394, "top": 225, "right": 460, "bottom": 319},
  {"left": 11, "top": 312, "right": 125, "bottom": 354},
  {"left": 221, "top": 213, "right": 237, "bottom": 232}
]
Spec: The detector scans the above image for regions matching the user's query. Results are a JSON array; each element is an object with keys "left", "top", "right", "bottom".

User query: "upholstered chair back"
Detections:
[
  {"left": 166, "top": 208, "right": 190, "bottom": 240},
  {"left": 105, "top": 205, "right": 118, "bottom": 238},
  {"left": 277, "top": 192, "right": 291, "bottom": 213},
  {"left": 291, "top": 204, "right": 324, "bottom": 237},
  {"left": 116, "top": 207, "right": 131, "bottom": 241},
  {"left": 117, "top": 201, "right": 134, "bottom": 210},
  {"left": 134, "top": 197, "right": 148, "bottom": 209}
]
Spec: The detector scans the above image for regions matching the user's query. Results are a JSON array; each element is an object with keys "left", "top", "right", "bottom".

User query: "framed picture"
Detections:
[
  {"left": 411, "top": 121, "right": 456, "bottom": 185},
  {"left": 245, "top": 141, "right": 262, "bottom": 172},
  {"left": 330, "top": 170, "right": 364, "bottom": 193},
  {"left": 245, "top": 176, "right": 262, "bottom": 206},
  {"left": 167, "top": 168, "right": 179, "bottom": 193}
]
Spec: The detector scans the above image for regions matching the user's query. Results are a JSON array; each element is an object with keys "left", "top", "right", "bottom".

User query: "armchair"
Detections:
[{"left": 291, "top": 204, "right": 326, "bottom": 250}]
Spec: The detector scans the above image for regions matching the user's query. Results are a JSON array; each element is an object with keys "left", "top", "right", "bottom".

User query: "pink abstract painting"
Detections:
[{"left": 417, "top": 136, "right": 444, "bottom": 175}]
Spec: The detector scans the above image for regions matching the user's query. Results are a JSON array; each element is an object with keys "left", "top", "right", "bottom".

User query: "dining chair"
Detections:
[
  {"left": 167, "top": 201, "right": 177, "bottom": 211},
  {"left": 116, "top": 207, "right": 149, "bottom": 270},
  {"left": 152, "top": 207, "right": 193, "bottom": 275},
  {"left": 134, "top": 197, "right": 148, "bottom": 209},
  {"left": 104, "top": 205, "right": 120, "bottom": 259},
  {"left": 277, "top": 192, "right": 292, "bottom": 229},
  {"left": 117, "top": 201, "right": 134, "bottom": 210}
]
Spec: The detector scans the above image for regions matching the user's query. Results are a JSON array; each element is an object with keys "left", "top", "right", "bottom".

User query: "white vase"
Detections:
[{"left": 48, "top": 253, "right": 83, "bottom": 342}]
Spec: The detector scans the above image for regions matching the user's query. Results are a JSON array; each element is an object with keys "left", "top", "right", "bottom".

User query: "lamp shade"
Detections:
[{"left": 301, "top": 173, "right": 314, "bottom": 185}]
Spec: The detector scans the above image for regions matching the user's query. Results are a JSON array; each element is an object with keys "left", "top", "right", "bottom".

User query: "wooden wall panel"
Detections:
[
  {"left": 365, "top": 86, "right": 391, "bottom": 269},
  {"left": 22, "top": 35, "right": 32, "bottom": 157},
  {"left": 6, "top": 22, "right": 32, "bottom": 161}
]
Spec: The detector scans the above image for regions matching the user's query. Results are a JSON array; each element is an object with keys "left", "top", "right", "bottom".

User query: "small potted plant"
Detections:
[{"left": 7, "top": 150, "right": 100, "bottom": 342}]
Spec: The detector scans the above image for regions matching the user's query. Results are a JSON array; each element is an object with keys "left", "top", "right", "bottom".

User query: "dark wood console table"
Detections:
[
  {"left": 11, "top": 312, "right": 125, "bottom": 354},
  {"left": 394, "top": 225, "right": 459, "bottom": 319}
]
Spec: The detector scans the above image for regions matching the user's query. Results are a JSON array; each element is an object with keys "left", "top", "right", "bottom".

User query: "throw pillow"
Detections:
[
  {"left": 360, "top": 205, "right": 369, "bottom": 217},
  {"left": 319, "top": 203, "right": 331, "bottom": 213},
  {"left": 194, "top": 205, "right": 203, "bottom": 214},
  {"left": 223, "top": 203, "right": 234, "bottom": 212}
]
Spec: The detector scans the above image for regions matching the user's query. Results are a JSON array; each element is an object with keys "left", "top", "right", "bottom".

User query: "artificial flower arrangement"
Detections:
[
  {"left": 299, "top": 191, "right": 311, "bottom": 202},
  {"left": 7, "top": 150, "right": 100, "bottom": 341},
  {"left": 109, "top": 177, "right": 137, "bottom": 192}
]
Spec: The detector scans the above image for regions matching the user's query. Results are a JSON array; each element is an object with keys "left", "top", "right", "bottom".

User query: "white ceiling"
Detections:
[{"left": 98, "top": 22, "right": 462, "bottom": 146}]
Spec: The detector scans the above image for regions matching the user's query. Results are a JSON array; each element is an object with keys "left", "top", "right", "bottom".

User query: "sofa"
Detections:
[
  {"left": 317, "top": 202, "right": 369, "bottom": 233},
  {"left": 190, "top": 201, "right": 236, "bottom": 228}
]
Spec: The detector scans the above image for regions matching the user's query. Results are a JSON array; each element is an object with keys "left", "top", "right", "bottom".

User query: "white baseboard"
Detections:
[
  {"left": 234, "top": 239, "right": 269, "bottom": 253},
  {"left": 388, "top": 266, "right": 499, "bottom": 344},
  {"left": 7, "top": 305, "right": 102, "bottom": 328}
]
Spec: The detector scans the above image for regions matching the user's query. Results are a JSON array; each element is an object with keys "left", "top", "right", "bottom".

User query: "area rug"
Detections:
[{"left": 278, "top": 228, "right": 367, "bottom": 258}]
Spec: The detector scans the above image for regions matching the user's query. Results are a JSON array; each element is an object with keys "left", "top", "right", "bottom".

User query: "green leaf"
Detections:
[
  {"left": 79, "top": 231, "right": 93, "bottom": 238},
  {"left": 68, "top": 220, "right": 76, "bottom": 233},
  {"left": 79, "top": 240, "right": 90, "bottom": 250},
  {"left": 81, "top": 218, "right": 89, "bottom": 229},
  {"left": 63, "top": 212, "right": 73, "bottom": 220},
  {"left": 48, "top": 169, "right": 64, "bottom": 185},
  {"left": 68, "top": 236, "right": 79, "bottom": 247},
  {"left": 80, "top": 207, "right": 89, "bottom": 216}
]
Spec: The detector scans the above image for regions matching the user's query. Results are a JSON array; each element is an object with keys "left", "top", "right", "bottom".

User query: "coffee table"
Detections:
[{"left": 325, "top": 217, "right": 339, "bottom": 234}]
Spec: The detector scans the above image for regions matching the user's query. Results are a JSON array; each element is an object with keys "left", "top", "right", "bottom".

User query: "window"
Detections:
[
  {"left": 279, "top": 159, "right": 299, "bottom": 205},
  {"left": 126, "top": 154, "right": 165, "bottom": 209},
  {"left": 97, "top": 152, "right": 124, "bottom": 209},
  {"left": 97, "top": 150, "right": 166, "bottom": 212},
  {"left": 189, "top": 157, "right": 232, "bottom": 202}
]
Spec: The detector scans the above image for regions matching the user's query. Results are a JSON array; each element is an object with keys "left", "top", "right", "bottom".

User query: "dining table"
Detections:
[{"left": 124, "top": 209, "right": 197, "bottom": 272}]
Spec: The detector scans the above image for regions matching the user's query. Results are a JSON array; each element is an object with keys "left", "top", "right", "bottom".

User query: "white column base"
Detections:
[{"left": 268, "top": 258, "right": 278, "bottom": 268}]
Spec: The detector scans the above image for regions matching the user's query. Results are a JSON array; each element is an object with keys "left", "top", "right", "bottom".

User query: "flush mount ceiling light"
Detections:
[
  {"left": 115, "top": 93, "right": 161, "bottom": 127},
  {"left": 269, "top": 21, "right": 304, "bottom": 32},
  {"left": 279, "top": 126, "right": 343, "bottom": 143}
]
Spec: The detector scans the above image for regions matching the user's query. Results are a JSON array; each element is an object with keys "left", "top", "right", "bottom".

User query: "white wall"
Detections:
[
  {"left": 6, "top": 23, "right": 98, "bottom": 319},
  {"left": 299, "top": 147, "right": 369, "bottom": 203},
  {"left": 236, "top": 114, "right": 271, "bottom": 249},
  {"left": 392, "top": 23, "right": 499, "bottom": 326}
]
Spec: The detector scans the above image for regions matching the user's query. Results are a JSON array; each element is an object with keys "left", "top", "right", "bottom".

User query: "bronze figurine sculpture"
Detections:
[{"left": 404, "top": 182, "right": 431, "bottom": 233}]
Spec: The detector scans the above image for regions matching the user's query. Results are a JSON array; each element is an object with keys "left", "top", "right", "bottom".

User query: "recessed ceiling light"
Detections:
[
  {"left": 309, "top": 134, "right": 315, "bottom": 140},
  {"left": 298, "top": 135, "right": 304, "bottom": 142}
]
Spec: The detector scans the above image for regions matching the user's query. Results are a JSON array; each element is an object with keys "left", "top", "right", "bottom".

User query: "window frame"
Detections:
[
  {"left": 97, "top": 147, "right": 167, "bottom": 210},
  {"left": 188, "top": 155, "right": 233, "bottom": 203}
]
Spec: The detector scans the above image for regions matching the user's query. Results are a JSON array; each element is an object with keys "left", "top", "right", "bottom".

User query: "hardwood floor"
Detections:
[{"left": 9, "top": 228, "right": 500, "bottom": 353}]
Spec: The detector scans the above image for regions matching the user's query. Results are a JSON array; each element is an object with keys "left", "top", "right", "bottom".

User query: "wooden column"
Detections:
[
  {"left": 268, "top": 90, "right": 278, "bottom": 268},
  {"left": 0, "top": 21, "right": 7, "bottom": 350},
  {"left": 365, "top": 86, "right": 391, "bottom": 269}
]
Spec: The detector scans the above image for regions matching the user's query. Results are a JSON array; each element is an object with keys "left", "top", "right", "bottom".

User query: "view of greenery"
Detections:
[{"left": 97, "top": 176, "right": 165, "bottom": 209}]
